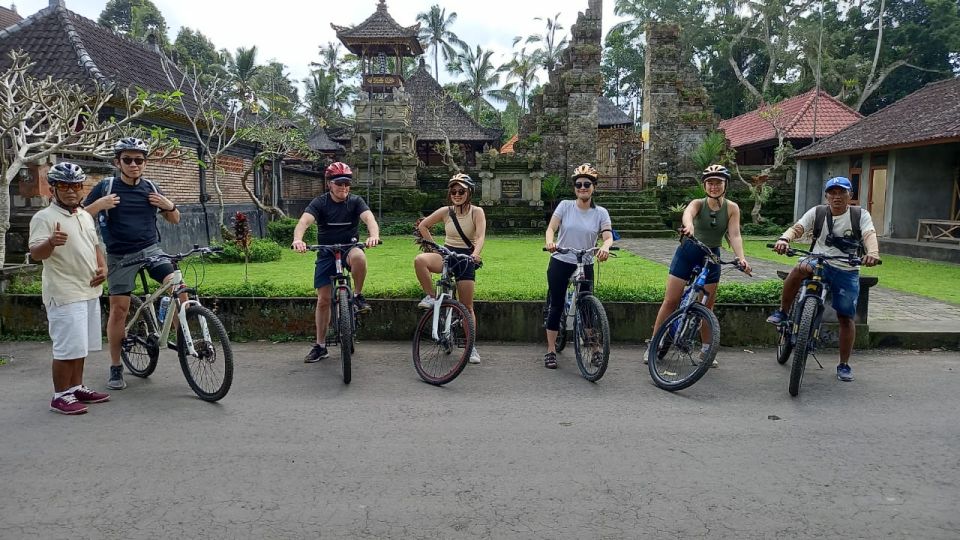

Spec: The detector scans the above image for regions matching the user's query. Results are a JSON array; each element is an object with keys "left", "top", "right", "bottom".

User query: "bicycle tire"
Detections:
[
  {"left": 573, "top": 295, "right": 610, "bottom": 382},
  {"left": 177, "top": 305, "right": 234, "bottom": 402},
  {"left": 412, "top": 299, "right": 474, "bottom": 386},
  {"left": 121, "top": 295, "right": 160, "bottom": 377},
  {"left": 789, "top": 297, "right": 819, "bottom": 397},
  {"left": 776, "top": 306, "right": 795, "bottom": 365},
  {"left": 338, "top": 288, "right": 352, "bottom": 384},
  {"left": 647, "top": 303, "right": 719, "bottom": 391}
]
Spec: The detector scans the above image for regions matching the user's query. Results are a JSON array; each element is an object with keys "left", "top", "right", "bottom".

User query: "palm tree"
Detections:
[
  {"left": 416, "top": 5, "right": 465, "bottom": 83},
  {"left": 227, "top": 45, "right": 261, "bottom": 104},
  {"left": 303, "top": 70, "right": 354, "bottom": 127},
  {"left": 498, "top": 42, "right": 540, "bottom": 113},
  {"left": 524, "top": 13, "right": 569, "bottom": 72},
  {"left": 449, "top": 43, "right": 500, "bottom": 121}
]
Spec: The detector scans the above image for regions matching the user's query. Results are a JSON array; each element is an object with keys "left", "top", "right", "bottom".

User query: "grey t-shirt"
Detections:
[{"left": 552, "top": 199, "right": 612, "bottom": 265}]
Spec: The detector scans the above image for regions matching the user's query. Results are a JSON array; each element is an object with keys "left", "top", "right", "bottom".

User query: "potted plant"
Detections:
[{"left": 666, "top": 202, "right": 687, "bottom": 230}]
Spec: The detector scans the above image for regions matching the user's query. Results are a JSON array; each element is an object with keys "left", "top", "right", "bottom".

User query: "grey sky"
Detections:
[{"left": 14, "top": 0, "right": 629, "bottom": 88}]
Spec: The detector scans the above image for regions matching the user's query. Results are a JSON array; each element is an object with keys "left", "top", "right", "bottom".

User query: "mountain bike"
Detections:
[
  {"left": 117, "top": 245, "right": 233, "bottom": 402},
  {"left": 768, "top": 244, "right": 879, "bottom": 397},
  {"left": 306, "top": 242, "right": 376, "bottom": 384},
  {"left": 411, "top": 240, "right": 478, "bottom": 386},
  {"left": 647, "top": 235, "right": 749, "bottom": 391},
  {"left": 542, "top": 245, "right": 619, "bottom": 382}
]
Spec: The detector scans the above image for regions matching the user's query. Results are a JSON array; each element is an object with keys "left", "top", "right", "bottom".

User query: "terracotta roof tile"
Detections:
[
  {"left": 795, "top": 77, "right": 960, "bottom": 158},
  {"left": 0, "top": 6, "right": 23, "bottom": 29},
  {"left": 719, "top": 89, "right": 862, "bottom": 149}
]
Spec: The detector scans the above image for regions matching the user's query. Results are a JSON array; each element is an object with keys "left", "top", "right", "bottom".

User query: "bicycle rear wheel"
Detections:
[
  {"left": 338, "top": 288, "right": 352, "bottom": 384},
  {"left": 648, "top": 303, "right": 719, "bottom": 391},
  {"left": 789, "top": 297, "right": 819, "bottom": 397},
  {"left": 177, "top": 305, "right": 234, "bottom": 402},
  {"left": 121, "top": 295, "right": 160, "bottom": 377},
  {"left": 412, "top": 299, "right": 474, "bottom": 385},
  {"left": 573, "top": 295, "right": 610, "bottom": 382}
]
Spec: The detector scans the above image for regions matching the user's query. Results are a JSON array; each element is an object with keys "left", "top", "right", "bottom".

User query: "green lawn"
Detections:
[
  {"left": 739, "top": 238, "right": 960, "bottom": 305},
  {"left": 9, "top": 236, "right": 784, "bottom": 302}
]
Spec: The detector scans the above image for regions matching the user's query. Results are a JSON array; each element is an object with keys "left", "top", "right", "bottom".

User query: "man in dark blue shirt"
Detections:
[
  {"left": 83, "top": 137, "right": 181, "bottom": 390},
  {"left": 292, "top": 162, "right": 380, "bottom": 363}
]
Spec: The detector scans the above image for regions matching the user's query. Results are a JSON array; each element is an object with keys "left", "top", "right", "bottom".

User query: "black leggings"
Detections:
[{"left": 545, "top": 258, "right": 594, "bottom": 331}]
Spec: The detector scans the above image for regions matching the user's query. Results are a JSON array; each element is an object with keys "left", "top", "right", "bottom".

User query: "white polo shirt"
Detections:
[{"left": 28, "top": 203, "right": 103, "bottom": 306}]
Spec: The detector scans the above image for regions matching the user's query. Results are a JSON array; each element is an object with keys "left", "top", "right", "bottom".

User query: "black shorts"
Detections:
[{"left": 446, "top": 246, "right": 476, "bottom": 282}]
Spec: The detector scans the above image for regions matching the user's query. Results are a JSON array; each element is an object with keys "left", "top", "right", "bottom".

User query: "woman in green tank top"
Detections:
[{"left": 646, "top": 165, "right": 752, "bottom": 368}]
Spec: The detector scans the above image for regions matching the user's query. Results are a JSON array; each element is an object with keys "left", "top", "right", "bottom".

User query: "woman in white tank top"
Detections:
[{"left": 414, "top": 174, "right": 487, "bottom": 363}]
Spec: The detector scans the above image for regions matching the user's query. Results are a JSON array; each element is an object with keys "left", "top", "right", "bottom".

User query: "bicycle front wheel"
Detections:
[
  {"left": 573, "top": 295, "right": 610, "bottom": 382},
  {"left": 121, "top": 295, "right": 160, "bottom": 378},
  {"left": 177, "top": 305, "right": 234, "bottom": 402},
  {"left": 412, "top": 299, "right": 474, "bottom": 386},
  {"left": 648, "top": 303, "right": 719, "bottom": 391},
  {"left": 338, "top": 288, "right": 353, "bottom": 384},
  {"left": 789, "top": 297, "right": 819, "bottom": 397}
]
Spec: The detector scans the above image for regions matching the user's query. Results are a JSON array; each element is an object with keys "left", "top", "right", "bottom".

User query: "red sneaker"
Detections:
[
  {"left": 50, "top": 394, "right": 88, "bottom": 415},
  {"left": 74, "top": 386, "right": 110, "bottom": 404}
]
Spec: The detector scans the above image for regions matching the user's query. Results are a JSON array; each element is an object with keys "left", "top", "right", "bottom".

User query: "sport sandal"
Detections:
[{"left": 544, "top": 352, "right": 558, "bottom": 369}]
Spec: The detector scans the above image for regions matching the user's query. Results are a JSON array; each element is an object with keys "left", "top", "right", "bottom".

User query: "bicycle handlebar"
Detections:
[
  {"left": 682, "top": 234, "right": 750, "bottom": 274},
  {"left": 542, "top": 246, "right": 621, "bottom": 255},
  {"left": 421, "top": 239, "right": 483, "bottom": 268},
  {"left": 765, "top": 243, "right": 882, "bottom": 266},
  {"left": 305, "top": 241, "right": 378, "bottom": 253},
  {"left": 119, "top": 244, "right": 224, "bottom": 269}
]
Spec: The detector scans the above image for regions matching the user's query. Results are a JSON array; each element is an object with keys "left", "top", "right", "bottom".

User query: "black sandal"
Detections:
[{"left": 544, "top": 352, "right": 558, "bottom": 369}]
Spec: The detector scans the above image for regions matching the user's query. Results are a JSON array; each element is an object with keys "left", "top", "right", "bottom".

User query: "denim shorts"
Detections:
[
  {"left": 314, "top": 247, "right": 358, "bottom": 289},
  {"left": 668, "top": 239, "right": 721, "bottom": 285},
  {"left": 801, "top": 258, "right": 860, "bottom": 318}
]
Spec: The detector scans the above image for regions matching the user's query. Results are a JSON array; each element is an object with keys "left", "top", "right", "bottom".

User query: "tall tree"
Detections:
[
  {"left": 173, "top": 27, "right": 224, "bottom": 76},
  {"left": 448, "top": 43, "right": 501, "bottom": 121},
  {"left": 226, "top": 46, "right": 261, "bottom": 106},
  {"left": 416, "top": 5, "right": 464, "bottom": 83},
  {"left": 499, "top": 42, "right": 540, "bottom": 113},
  {"left": 252, "top": 62, "right": 299, "bottom": 117},
  {"left": 303, "top": 71, "right": 353, "bottom": 127},
  {"left": 98, "top": 0, "right": 168, "bottom": 44},
  {"left": 601, "top": 25, "right": 644, "bottom": 108},
  {"left": 523, "top": 13, "right": 569, "bottom": 72}
]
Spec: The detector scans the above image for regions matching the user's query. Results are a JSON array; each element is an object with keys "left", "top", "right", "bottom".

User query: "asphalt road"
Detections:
[{"left": 1, "top": 341, "right": 957, "bottom": 539}]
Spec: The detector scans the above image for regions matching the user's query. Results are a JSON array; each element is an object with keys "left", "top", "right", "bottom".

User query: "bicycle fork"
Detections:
[{"left": 430, "top": 292, "right": 453, "bottom": 342}]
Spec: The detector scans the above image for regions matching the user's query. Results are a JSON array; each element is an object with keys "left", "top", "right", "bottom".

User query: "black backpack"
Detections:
[{"left": 811, "top": 204, "right": 864, "bottom": 257}]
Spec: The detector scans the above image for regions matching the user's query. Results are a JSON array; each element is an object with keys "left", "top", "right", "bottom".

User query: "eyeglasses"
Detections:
[
  {"left": 449, "top": 188, "right": 467, "bottom": 196},
  {"left": 120, "top": 157, "right": 145, "bottom": 165},
  {"left": 331, "top": 179, "right": 351, "bottom": 187},
  {"left": 709, "top": 211, "right": 718, "bottom": 228},
  {"left": 55, "top": 183, "right": 84, "bottom": 192},
  {"left": 574, "top": 181, "right": 593, "bottom": 189}
]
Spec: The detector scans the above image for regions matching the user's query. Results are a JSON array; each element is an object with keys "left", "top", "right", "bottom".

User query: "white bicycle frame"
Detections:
[
  {"left": 430, "top": 257, "right": 456, "bottom": 341},
  {"left": 125, "top": 268, "right": 208, "bottom": 357}
]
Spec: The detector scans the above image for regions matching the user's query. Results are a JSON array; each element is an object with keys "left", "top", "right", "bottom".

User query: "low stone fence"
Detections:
[{"left": 1, "top": 295, "right": 872, "bottom": 348}]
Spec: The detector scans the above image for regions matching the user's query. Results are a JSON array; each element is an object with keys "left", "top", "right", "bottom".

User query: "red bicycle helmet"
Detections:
[{"left": 325, "top": 161, "right": 353, "bottom": 181}]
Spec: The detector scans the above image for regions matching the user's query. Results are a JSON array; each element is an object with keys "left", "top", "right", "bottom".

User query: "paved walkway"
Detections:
[{"left": 616, "top": 238, "right": 960, "bottom": 327}]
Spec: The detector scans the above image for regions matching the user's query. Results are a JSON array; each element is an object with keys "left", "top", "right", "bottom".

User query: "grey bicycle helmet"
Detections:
[
  {"left": 113, "top": 137, "right": 149, "bottom": 156},
  {"left": 47, "top": 162, "right": 86, "bottom": 185}
]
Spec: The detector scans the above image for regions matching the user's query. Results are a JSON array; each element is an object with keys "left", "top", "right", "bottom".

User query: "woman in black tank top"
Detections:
[{"left": 647, "top": 165, "right": 751, "bottom": 368}]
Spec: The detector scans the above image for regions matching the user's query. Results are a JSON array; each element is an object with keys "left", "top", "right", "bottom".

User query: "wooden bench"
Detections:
[{"left": 917, "top": 219, "right": 960, "bottom": 244}]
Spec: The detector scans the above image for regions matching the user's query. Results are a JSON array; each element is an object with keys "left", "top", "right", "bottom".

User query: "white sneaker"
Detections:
[
  {"left": 469, "top": 346, "right": 481, "bottom": 364},
  {"left": 417, "top": 296, "right": 437, "bottom": 309}
]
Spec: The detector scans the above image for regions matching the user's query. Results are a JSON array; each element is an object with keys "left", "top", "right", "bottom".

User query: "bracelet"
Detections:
[
  {"left": 161, "top": 205, "right": 177, "bottom": 213},
  {"left": 777, "top": 237, "right": 790, "bottom": 243}
]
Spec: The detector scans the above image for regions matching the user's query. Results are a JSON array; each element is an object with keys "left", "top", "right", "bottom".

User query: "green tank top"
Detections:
[{"left": 692, "top": 198, "right": 729, "bottom": 247}]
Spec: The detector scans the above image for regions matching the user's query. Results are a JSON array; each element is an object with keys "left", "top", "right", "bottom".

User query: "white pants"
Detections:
[{"left": 47, "top": 298, "right": 102, "bottom": 360}]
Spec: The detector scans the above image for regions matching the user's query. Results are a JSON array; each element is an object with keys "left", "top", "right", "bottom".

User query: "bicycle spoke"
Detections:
[{"left": 412, "top": 301, "right": 473, "bottom": 385}]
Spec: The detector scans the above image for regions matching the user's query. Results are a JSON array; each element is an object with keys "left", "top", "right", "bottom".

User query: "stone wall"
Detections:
[
  {"left": 641, "top": 23, "right": 714, "bottom": 187},
  {"left": 349, "top": 93, "right": 418, "bottom": 189}
]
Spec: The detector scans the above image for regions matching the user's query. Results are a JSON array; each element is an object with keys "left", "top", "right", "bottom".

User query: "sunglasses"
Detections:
[
  {"left": 120, "top": 156, "right": 145, "bottom": 165},
  {"left": 574, "top": 181, "right": 593, "bottom": 189},
  {"left": 55, "top": 183, "right": 84, "bottom": 192},
  {"left": 449, "top": 188, "right": 468, "bottom": 196},
  {"left": 331, "top": 179, "right": 351, "bottom": 187},
  {"left": 709, "top": 211, "right": 718, "bottom": 229}
]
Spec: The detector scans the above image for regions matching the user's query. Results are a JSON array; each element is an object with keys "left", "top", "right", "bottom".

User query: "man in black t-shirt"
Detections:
[
  {"left": 292, "top": 162, "right": 380, "bottom": 363},
  {"left": 83, "top": 137, "right": 181, "bottom": 390}
]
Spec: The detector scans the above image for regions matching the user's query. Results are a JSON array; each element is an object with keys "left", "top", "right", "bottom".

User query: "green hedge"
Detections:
[
  {"left": 267, "top": 218, "right": 316, "bottom": 246},
  {"left": 210, "top": 239, "right": 283, "bottom": 263}
]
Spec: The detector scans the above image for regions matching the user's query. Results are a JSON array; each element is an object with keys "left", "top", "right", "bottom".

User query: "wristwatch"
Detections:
[{"left": 161, "top": 205, "right": 177, "bottom": 213}]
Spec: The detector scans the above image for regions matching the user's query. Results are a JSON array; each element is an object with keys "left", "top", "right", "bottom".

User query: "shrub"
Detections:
[
  {"left": 268, "top": 218, "right": 316, "bottom": 246},
  {"left": 210, "top": 238, "right": 283, "bottom": 263},
  {"left": 740, "top": 222, "right": 784, "bottom": 236},
  {"left": 360, "top": 220, "right": 444, "bottom": 237}
]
